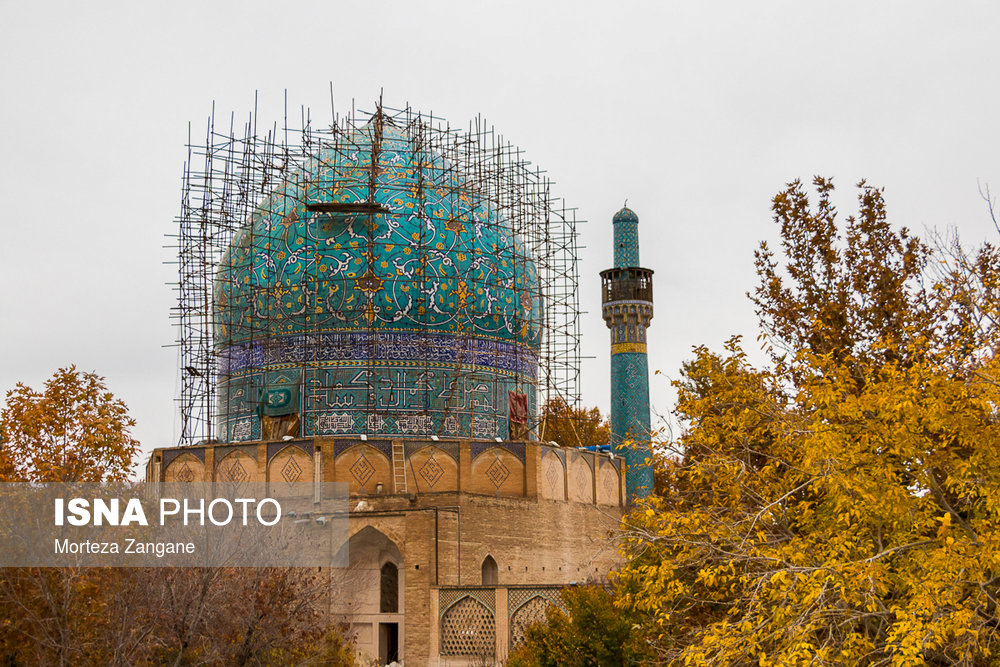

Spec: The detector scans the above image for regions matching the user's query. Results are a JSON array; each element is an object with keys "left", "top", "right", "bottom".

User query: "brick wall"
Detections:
[{"left": 147, "top": 437, "right": 629, "bottom": 665}]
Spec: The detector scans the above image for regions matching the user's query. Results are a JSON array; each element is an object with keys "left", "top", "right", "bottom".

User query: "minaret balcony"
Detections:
[{"left": 599, "top": 267, "right": 654, "bottom": 305}]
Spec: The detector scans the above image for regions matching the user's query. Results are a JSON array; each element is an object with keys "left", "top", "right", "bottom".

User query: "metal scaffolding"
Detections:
[{"left": 173, "top": 96, "right": 582, "bottom": 445}]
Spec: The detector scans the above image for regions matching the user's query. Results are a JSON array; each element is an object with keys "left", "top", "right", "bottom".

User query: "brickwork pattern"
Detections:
[
  {"left": 508, "top": 589, "right": 568, "bottom": 650},
  {"left": 150, "top": 438, "right": 625, "bottom": 665},
  {"left": 440, "top": 593, "right": 497, "bottom": 657}
]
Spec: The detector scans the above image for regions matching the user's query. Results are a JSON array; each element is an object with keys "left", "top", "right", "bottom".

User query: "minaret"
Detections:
[{"left": 601, "top": 205, "right": 654, "bottom": 499}]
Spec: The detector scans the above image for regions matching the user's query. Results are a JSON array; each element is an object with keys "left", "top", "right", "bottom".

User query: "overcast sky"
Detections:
[{"left": 1, "top": 1, "right": 998, "bottom": 468}]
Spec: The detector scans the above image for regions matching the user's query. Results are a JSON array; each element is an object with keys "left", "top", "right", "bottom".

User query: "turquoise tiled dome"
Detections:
[
  {"left": 612, "top": 206, "right": 638, "bottom": 224},
  {"left": 214, "top": 118, "right": 541, "bottom": 442}
]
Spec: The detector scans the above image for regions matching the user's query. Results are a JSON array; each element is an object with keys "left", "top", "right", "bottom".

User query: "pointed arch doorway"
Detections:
[{"left": 333, "top": 526, "right": 405, "bottom": 664}]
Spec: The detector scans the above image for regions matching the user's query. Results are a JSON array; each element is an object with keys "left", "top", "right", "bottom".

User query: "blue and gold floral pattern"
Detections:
[{"left": 215, "top": 120, "right": 540, "bottom": 441}]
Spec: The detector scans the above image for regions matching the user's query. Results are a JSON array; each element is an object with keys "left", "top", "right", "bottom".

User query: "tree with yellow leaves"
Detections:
[
  {"left": 0, "top": 367, "right": 354, "bottom": 665},
  {"left": 540, "top": 397, "right": 610, "bottom": 449},
  {"left": 614, "top": 178, "right": 1000, "bottom": 665},
  {"left": 0, "top": 366, "right": 140, "bottom": 482}
]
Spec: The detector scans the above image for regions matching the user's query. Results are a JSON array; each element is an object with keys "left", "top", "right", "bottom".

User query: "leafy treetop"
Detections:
[
  {"left": 609, "top": 178, "right": 1000, "bottom": 666},
  {"left": 540, "top": 397, "right": 610, "bottom": 449},
  {"left": 0, "top": 366, "right": 140, "bottom": 482}
]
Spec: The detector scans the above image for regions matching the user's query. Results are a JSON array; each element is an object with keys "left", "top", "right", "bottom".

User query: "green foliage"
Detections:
[{"left": 507, "top": 585, "right": 653, "bottom": 667}]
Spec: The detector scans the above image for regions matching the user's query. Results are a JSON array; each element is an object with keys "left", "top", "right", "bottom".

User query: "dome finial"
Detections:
[{"left": 613, "top": 203, "right": 638, "bottom": 224}]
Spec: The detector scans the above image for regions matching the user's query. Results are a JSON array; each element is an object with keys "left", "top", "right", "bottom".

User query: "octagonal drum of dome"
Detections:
[{"left": 214, "top": 116, "right": 542, "bottom": 442}]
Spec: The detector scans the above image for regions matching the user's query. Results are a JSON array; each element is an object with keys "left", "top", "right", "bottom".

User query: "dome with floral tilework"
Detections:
[{"left": 213, "top": 117, "right": 541, "bottom": 443}]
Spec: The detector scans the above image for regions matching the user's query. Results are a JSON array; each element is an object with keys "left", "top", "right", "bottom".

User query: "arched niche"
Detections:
[
  {"left": 405, "top": 445, "right": 458, "bottom": 492},
  {"left": 597, "top": 462, "right": 621, "bottom": 506},
  {"left": 470, "top": 447, "right": 524, "bottom": 497},
  {"left": 481, "top": 555, "right": 498, "bottom": 585},
  {"left": 381, "top": 562, "right": 399, "bottom": 613},
  {"left": 568, "top": 455, "right": 594, "bottom": 504},
  {"left": 334, "top": 445, "right": 392, "bottom": 495},
  {"left": 540, "top": 450, "right": 565, "bottom": 501},
  {"left": 331, "top": 526, "right": 405, "bottom": 617},
  {"left": 215, "top": 449, "right": 259, "bottom": 484},
  {"left": 163, "top": 452, "right": 204, "bottom": 483},
  {"left": 331, "top": 526, "right": 405, "bottom": 664},
  {"left": 266, "top": 444, "right": 314, "bottom": 497},
  {"left": 440, "top": 595, "right": 495, "bottom": 657},
  {"left": 510, "top": 595, "right": 553, "bottom": 649}
]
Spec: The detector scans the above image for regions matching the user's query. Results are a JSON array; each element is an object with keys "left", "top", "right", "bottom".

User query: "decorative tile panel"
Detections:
[
  {"left": 470, "top": 440, "right": 525, "bottom": 463},
  {"left": 175, "top": 462, "right": 195, "bottom": 483},
  {"left": 162, "top": 447, "right": 205, "bottom": 469},
  {"left": 220, "top": 457, "right": 249, "bottom": 483},
  {"left": 280, "top": 456, "right": 303, "bottom": 485},
  {"left": 266, "top": 440, "right": 312, "bottom": 464},
  {"left": 213, "top": 123, "right": 543, "bottom": 445}
]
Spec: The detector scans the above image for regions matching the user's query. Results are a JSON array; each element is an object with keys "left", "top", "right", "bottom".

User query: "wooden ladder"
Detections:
[{"left": 392, "top": 441, "right": 407, "bottom": 494}]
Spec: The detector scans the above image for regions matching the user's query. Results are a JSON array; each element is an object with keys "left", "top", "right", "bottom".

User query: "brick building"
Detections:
[{"left": 147, "top": 436, "right": 625, "bottom": 664}]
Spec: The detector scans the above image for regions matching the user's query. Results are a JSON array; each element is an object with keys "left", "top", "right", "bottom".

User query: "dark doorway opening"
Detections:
[{"left": 379, "top": 622, "right": 399, "bottom": 664}]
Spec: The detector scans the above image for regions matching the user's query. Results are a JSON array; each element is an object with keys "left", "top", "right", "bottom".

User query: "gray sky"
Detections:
[{"left": 2, "top": 1, "right": 998, "bottom": 468}]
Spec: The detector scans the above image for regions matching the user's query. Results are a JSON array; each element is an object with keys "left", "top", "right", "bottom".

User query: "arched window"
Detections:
[
  {"left": 481, "top": 555, "right": 498, "bottom": 586},
  {"left": 380, "top": 562, "right": 399, "bottom": 613}
]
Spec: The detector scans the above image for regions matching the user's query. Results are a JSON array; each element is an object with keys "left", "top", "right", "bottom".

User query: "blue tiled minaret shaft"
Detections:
[{"left": 601, "top": 206, "right": 654, "bottom": 500}]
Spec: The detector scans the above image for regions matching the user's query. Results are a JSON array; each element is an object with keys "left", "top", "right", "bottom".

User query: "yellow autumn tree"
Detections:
[
  {"left": 540, "top": 397, "right": 610, "bottom": 449},
  {"left": 615, "top": 178, "right": 1000, "bottom": 665},
  {"left": 0, "top": 366, "right": 140, "bottom": 482},
  {"left": 0, "top": 368, "right": 354, "bottom": 665},
  {"left": 0, "top": 367, "right": 141, "bottom": 664}
]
